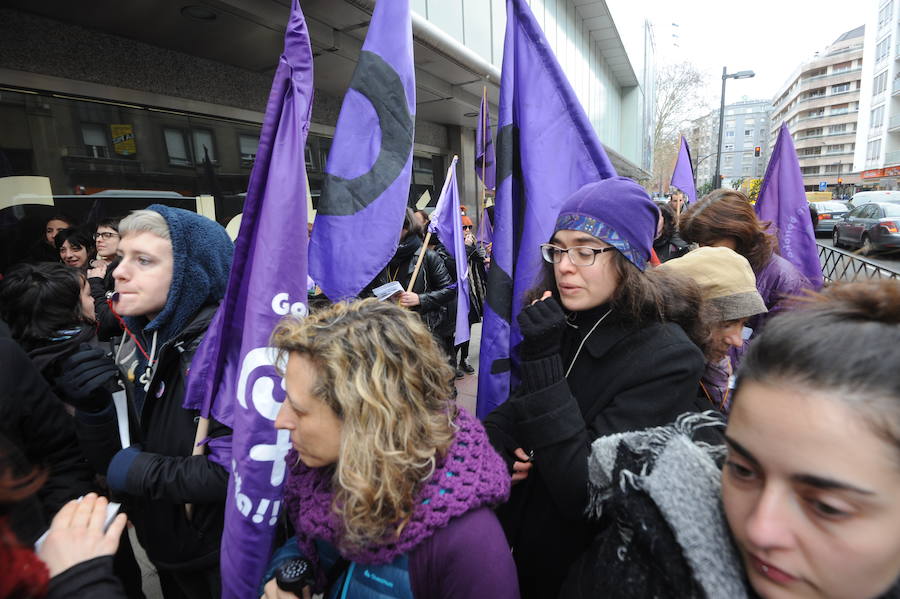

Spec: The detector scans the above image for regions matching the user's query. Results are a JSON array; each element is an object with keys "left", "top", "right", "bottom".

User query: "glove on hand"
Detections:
[
  {"left": 517, "top": 296, "right": 567, "bottom": 361},
  {"left": 54, "top": 343, "right": 119, "bottom": 412}
]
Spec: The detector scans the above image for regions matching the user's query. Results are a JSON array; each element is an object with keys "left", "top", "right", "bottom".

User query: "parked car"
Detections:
[
  {"left": 848, "top": 190, "right": 900, "bottom": 208},
  {"left": 832, "top": 202, "right": 900, "bottom": 255},
  {"left": 810, "top": 201, "right": 850, "bottom": 235}
]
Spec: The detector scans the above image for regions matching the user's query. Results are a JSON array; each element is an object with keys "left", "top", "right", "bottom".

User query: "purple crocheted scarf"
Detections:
[{"left": 284, "top": 407, "right": 509, "bottom": 567}]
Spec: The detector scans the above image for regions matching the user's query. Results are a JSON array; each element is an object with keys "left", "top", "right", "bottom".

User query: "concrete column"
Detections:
[{"left": 446, "top": 124, "right": 477, "bottom": 217}]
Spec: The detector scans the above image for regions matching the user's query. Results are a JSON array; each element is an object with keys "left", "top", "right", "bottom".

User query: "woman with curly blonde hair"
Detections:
[{"left": 260, "top": 299, "right": 518, "bottom": 599}]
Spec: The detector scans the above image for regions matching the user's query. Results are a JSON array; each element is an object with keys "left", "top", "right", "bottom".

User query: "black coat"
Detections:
[
  {"left": 46, "top": 556, "right": 127, "bottom": 599},
  {"left": 0, "top": 326, "right": 94, "bottom": 544},
  {"left": 73, "top": 304, "right": 231, "bottom": 573},
  {"left": 484, "top": 308, "right": 705, "bottom": 599},
  {"left": 365, "top": 237, "right": 455, "bottom": 334},
  {"left": 88, "top": 258, "right": 123, "bottom": 341}
]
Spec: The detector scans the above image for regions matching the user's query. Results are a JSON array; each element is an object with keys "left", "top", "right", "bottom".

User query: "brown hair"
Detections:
[
  {"left": 679, "top": 189, "right": 777, "bottom": 273},
  {"left": 737, "top": 281, "right": 900, "bottom": 454}
]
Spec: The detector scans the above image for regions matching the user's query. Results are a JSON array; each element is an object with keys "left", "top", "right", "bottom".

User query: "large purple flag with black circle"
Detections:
[
  {"left": 476, "top": 0, "right": 616, "bottom": 419},
  {"left": 309, "top": 0, "right": 414, "bottom": 301},
  {"left": 181, "top": 1, "right": 312, "bottom": 595}
]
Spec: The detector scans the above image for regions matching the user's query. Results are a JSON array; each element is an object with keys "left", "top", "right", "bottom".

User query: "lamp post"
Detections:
[{"left": 713, "top": 67, "right": 756, "bottom": 189}]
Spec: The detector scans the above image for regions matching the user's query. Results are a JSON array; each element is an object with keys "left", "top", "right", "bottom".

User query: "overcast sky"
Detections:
[{"left": 648, "top": 0, "right": 867, "bottom": 112}]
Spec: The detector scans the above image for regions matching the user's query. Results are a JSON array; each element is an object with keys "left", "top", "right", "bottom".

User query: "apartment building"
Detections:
[
  {"left": 770, "top": 25, "right": 864, "bottom": 193},
  {"left": 854, "top": 0, "right": 900, "bottom": 189}
]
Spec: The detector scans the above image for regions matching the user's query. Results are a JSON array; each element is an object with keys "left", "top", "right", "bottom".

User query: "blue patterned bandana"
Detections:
[{"left": 555, "top": 212, "right": 647, "bottom": 271}]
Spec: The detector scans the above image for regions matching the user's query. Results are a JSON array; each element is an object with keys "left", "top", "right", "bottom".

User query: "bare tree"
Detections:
[{"left": 651, "top": 63, "right": 708, "bottom": 194}]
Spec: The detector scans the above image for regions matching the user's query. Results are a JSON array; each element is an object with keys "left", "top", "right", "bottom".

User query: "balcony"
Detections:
[
  {"left": 893, "top": 78, "right": 900, "bottom": 95},
  {"left": 889, "top": 115, "right": 900, "bottom": 132},
  {"left": 61, "top": 145, "right": 143, "bottom": 175},
  {"left": 887, "top": 150, "right": 900, "bottom": 166}
]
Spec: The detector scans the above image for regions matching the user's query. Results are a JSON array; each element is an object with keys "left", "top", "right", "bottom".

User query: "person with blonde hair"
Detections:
[{"left": 261, "top": 299, "right": 518, "bottom": 599}]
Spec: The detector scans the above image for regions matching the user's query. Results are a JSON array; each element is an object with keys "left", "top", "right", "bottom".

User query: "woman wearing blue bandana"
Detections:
[{"left": 485, "top": 176, "right": 709, "bottom": 599}]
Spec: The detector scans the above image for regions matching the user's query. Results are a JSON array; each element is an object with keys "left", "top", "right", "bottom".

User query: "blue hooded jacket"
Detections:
[{"left": 122, "top": 204, "right": 233, "bottom": 407}]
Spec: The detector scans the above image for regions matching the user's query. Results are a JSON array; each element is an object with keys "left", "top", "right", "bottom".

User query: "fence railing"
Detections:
[{"left": 818, "top": 243, "right": 899, "bottom": 283}]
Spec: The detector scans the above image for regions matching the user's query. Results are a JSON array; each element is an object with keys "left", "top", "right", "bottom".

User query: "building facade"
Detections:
[
  {"left": 687, "top": 99, "right": 771, "bottom": 190},
  {"left": 770, "top": 26, "right": 864, "bottom": 194},
  {"left": 0, "top": 0, "right": 654, "bottom": 220},
  {"left": 854, "top": 0, "right": 900, "bottom": 189}
]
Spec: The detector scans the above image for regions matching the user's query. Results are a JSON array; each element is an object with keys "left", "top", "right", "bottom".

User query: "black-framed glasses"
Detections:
[
  {"left": 462, "top": 225, "right": 473, "bottom": 230},
  {"left": 95, "top": 232, "right": 119, "bottom": 240},
  {"left": 540, "top": 243, "right": 615, "bottom": 266}
]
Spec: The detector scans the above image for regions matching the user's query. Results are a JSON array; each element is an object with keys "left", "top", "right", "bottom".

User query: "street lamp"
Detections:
[{"left": 713, "top": 67, "right": 756, "bottom": 189}]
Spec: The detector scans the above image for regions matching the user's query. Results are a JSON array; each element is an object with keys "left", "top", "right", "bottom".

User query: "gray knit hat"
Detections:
[{"left": 658, "top": 247, "right": 767, "bottom": 321}]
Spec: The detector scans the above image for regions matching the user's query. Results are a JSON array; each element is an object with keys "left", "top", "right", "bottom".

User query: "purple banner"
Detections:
[
  {"left": 429, "top": 158, "right": 471, "bottom": 345},
  {"left": 309, "top": 0, "right": 414, "bottom": 301},
  {"left": 671, "top": 135, "right": 697, "bottom": 203},
  {"left": 476, "top": 93, "right": 496, "bottom": 190},
  {"left": 476, "top": 208, "right": 493, "bottom": 247},
  {"left": 756, "top": 123, "right": 824, "bottom": 290},
  {"left": 181, "top": 0, "right": 312, "bottom": 595},
  {"left": 476, "top": 0, "right": 617, "bottom": 419}
]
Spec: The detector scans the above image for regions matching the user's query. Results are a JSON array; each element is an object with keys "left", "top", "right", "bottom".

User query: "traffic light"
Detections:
[{"left": 754, "top": 146, "right": 761, "bottom": 157}]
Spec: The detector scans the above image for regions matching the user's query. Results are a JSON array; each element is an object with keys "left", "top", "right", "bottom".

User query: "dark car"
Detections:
[
  {"left": 810, "top": 201, "right": 850, "bottom": 235},
  {"left": 832, "top": 202, "right": 900, "bottom": 255}
]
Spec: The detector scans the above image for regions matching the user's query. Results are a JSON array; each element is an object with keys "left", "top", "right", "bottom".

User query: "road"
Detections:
[{"left": 817, "top": 237, "right": 900, "bottom": 269}]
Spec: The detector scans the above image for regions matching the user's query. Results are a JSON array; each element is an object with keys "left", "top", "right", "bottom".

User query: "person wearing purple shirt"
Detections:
[
  {"left": 680, "top": 190, "right": 813, "bottom": 369},
  {"left": 262, "top": 299, "right": 518, "bottom": 599}
]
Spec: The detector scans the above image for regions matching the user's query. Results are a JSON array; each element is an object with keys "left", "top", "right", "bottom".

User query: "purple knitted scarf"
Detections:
[{"left": 284, "top": 407, "right": 509, "bottom": 567}]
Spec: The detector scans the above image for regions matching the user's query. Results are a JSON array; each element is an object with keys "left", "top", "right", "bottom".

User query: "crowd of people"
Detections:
[{"left": 1, "top": 177, "right": 900, "bottom": 599}]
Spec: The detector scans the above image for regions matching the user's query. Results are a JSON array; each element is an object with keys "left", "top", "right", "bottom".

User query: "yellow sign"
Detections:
[{"left": 111, "top": 124, "right": 136, "bottom": 156}]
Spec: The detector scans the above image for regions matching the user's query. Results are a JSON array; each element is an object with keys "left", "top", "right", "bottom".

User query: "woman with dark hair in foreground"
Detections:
[{"left": 562, "top": 280, "right": 900, "bottom": 599}]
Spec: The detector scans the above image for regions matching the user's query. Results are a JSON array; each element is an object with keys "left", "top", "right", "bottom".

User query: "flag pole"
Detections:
[
  {"left": 184, "top": 417, "right": 210, "bottom": 518},
  {"left": 479, "top": 86, "right": 488, "bottom": 234},
  {"left": 408, "top": 155, "right": 458, "bottom": 293}
]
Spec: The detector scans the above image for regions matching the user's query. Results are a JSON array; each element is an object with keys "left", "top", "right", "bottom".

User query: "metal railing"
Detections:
[{"left": 818, "top": 243, "right": 899, "bottom": 283}]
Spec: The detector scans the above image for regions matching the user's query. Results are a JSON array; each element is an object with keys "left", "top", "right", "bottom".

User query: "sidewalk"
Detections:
[{"left": 453, "top": 323, "right": 481, "bottom": 415}]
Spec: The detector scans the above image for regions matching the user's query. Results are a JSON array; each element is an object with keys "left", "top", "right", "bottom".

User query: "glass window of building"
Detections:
[
  {"left": 874, "top": 71, "right": 888, "bottom": 94},
  {"left": 876, "top": 37, "right": 891, "bottom": 63},
  {"left": 81, "top": 124, "right": 109, "bottom": 159},
  {"left": 830, "top": 124, "right": 847, "bottom": 134},
  {"left": 867, "top": 139, "right": 883, "bottom": 161},
  {"left": 164, "top": 128, "right": 192, "bottom": 166},
  {"left": 192, "top": 129, "right": 215, "bottom": 163},
  {"left": 239, "top": 134, "right": 259, "bottom": 165},
  {"left": 871, "top": 106, "right": 885, "bottom": 129},
  {"left": 831, "top": 83, "right": 850, "bottom": 94},
  {"left": 826, "top": 144, "right": 844, "bottom": 153}
]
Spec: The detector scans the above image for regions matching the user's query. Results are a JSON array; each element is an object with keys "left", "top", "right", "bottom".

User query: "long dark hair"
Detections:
[
  {"left": 679, "top": 189, "right": 777, "bottom": 273},
  {"left": 526, "top": 250, "right": 710, "bottom": 351},
  {"left": 736, "top": 281, "right": 900, "bottom": 452},
  {"left": 0, "top": 263, "right": 90, "bottom": 350}
]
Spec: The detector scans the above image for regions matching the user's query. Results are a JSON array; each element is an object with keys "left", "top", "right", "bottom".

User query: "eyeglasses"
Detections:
[
  {"left": 462, "top": 225, "right": 473, "bottom": 230},
  {"left": 95, "top": 232, "right": 119, "bottom": 240},
  {"left": 540, "top": 244, "right": 616, "bottom": 266}
]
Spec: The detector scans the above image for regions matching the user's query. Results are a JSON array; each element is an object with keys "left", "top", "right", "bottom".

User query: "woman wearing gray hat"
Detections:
[{"left": 484, "top": 176, "right": 708, "bottom": 599}]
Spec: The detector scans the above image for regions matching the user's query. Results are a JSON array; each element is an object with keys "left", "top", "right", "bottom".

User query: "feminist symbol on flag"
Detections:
[
  {"left": 318, "top": 51, "right": 414, "bottom": 216},
  {"left": 237, "top": 347, "right": 292, "bottom": 486}
]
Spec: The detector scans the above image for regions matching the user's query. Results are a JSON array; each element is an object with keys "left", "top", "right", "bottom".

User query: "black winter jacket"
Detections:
[
  {"left": 46, "top": 556, "right": 127, "bottom": 599},
  {"left": 88, "top": 258, "right": 122, "bottom": 341},
  {"left": 484, "top": 307, "right": 705, "bottom": 599},
  {"left": 365, "top": 236, "right": 455, "bottom": 333},
  {"left": 0, "top": 327, "right": 94, "bottom": 544},
  {"left": 74, "top": 304, "right": 231, "bottom": 572}
]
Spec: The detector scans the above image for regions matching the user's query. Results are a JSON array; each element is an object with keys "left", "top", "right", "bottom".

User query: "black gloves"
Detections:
[
  {"left": 517, "top": 296, "right": 567, "bottom": 361},
  {"left": 53, "top": 343, "right": 120, "bottom": 412}
]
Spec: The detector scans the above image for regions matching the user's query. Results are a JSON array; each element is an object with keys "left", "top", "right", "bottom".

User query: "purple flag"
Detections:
[
  {"left": 756, "top": 123, "right": 824, "bottom": 290},
  {"left": 309, "top": 0, "right": 414, "bottom": 301},
  {"left": 429, "top": 158, "right": 471, "bottom": 345},
  {"left": 181, "top": 1, "right": 312, "bottom": 595},
  {"left": 476, "top": 207, "right": 493, "bottom": 247},
  {"left": 476, "top": 0, "right": 617, "bottom": 419},
  {"left": 670, "top": 135, "right": 697, "bottom": 203},
  {"left": 476, "top": 93, "right": 496, "bottom": 190}
]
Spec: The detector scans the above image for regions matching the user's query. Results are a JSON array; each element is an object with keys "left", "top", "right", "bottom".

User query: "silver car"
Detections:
[
  {"left": 832, "top": 202, "right": 900, "bottom": 255},
  {"left": 810, "top": 201, "right": 849, "bottom": 235}
]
